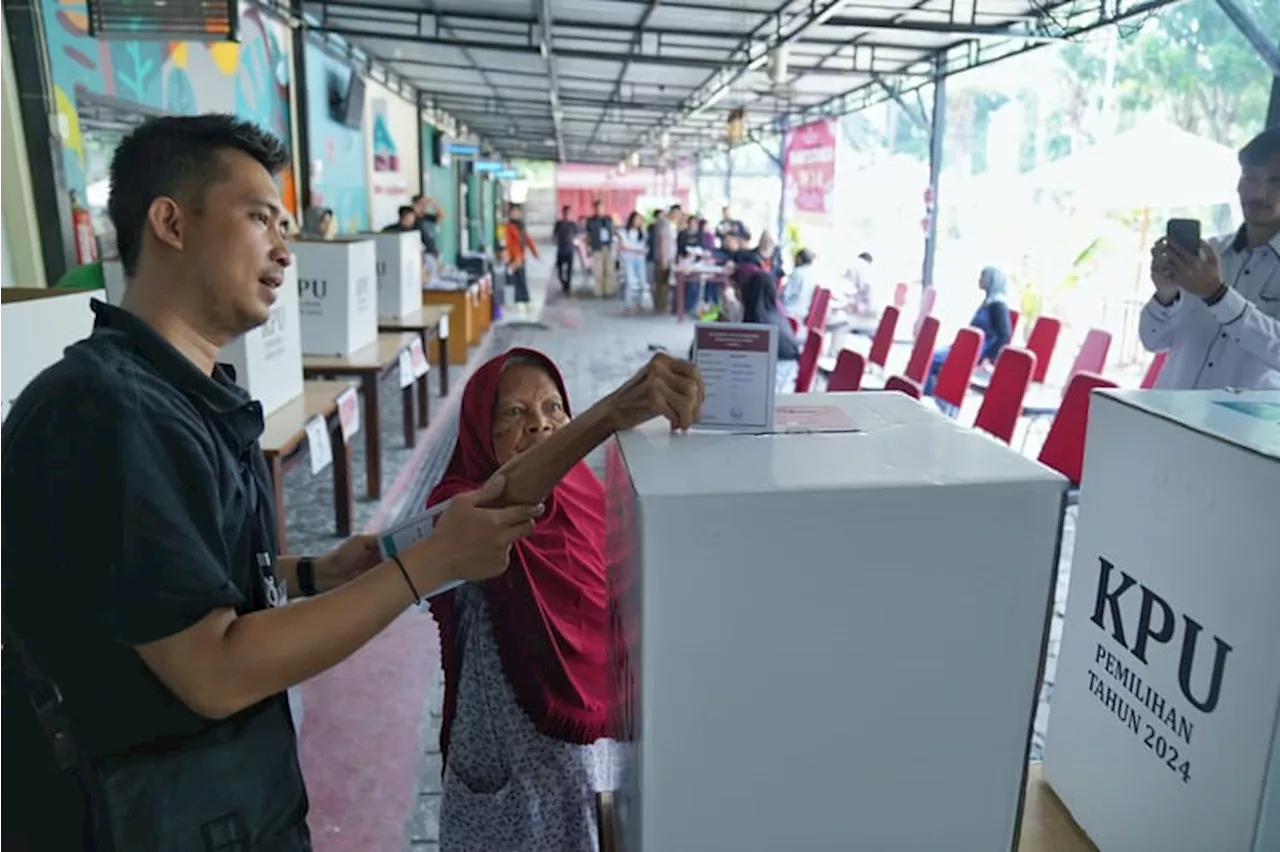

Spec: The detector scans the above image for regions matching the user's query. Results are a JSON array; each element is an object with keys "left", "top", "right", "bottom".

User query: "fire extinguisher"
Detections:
[{"left": 70, "top": 191, "right": 98, "bottom": 265}]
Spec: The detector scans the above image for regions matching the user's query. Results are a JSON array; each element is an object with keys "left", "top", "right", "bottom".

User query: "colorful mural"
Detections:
[
  {"left": 42, "top": 0, "right": 296, "bottom": 217},
  {"left": 304, "top": 42, "right": 369, "bottom": 234}
]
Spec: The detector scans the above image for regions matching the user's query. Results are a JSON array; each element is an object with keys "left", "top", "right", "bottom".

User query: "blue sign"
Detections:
[
  {"left": 444, "top": 142, "right": 480, "bottom": 156},
  {"left": 495, "top": 168, "right": 520, "bottom": 180},
  {"left": 472, "top": 160, "right": 506, "bottom": 172}
]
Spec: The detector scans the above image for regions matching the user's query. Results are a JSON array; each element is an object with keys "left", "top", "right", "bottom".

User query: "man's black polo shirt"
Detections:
[{"left": 1, "top": 300, "right": 308, "bottom": 849}]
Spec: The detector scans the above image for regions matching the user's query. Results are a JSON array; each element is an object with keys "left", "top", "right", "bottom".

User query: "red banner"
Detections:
[{"left": 783, "top": 118, "right": 838, "bottom": 225}]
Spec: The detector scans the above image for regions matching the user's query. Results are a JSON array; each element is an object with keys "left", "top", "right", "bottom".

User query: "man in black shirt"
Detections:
[
  {"left": 412, "top": 193, "right": 444, "bottom": 259},
  {"left": 382, "top": 204, "right": 418, "bottom": 233},
  {"left": 551, "top": 205, "right": 578, "bottom": 295},
  {"left": 1, "top": 115, "right": 538, "bottom": 851}
]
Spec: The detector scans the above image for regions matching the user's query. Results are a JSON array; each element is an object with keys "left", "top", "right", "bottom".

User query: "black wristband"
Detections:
[
  {"left": 297, "top": 556, "right": 318, "bottom": 597},
  {"left": 392, "top": 554, "right": 422, "bottom": 605},
  {"left": 1203, "top": 283, "right": 1229, "bottom": 306}
]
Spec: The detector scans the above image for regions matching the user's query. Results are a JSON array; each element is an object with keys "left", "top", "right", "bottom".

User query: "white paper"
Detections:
[
  {"left": 337, "top": 386, "right": 360, "bottom": 441},
  {"left": 409, "top": 336, "right": 430, "bottom": 378},
  {"left": 398, "top": 349, "right": 416, "bottom": 388},
  {"left": 377, "top": 499, "right": 465, "bottom": 601},
  {"left": 438, "top": 313, "right": 449, "bottom": 341},
  {"left": 599, "top": 227, "right": 610, "bottom": 244},
  {"left": 692, "top": 323, "right": 777, "bottom": 432},
  {"left": 305, "top": 415, "right": 333, "bottom": 474}
]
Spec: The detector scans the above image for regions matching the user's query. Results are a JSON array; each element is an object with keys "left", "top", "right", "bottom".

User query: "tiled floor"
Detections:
[{"left": 285, "top": 252, "right": 1076, "bottom": 850}]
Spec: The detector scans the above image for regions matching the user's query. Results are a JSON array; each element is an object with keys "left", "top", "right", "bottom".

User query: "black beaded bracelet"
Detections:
[
  {"left": 1203, "top": 283, "right": 1229, "bottom": 306},
  {"left": 392, "top": 554, "right": 422, "bottom": 604}
]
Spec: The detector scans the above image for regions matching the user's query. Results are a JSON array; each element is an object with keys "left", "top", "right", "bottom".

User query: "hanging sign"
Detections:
[{"left": 783, "top": 118, "right": 839, "bottom": 226}]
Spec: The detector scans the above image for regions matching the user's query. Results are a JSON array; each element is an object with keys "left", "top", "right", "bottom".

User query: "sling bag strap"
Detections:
[{"left": 2, "top": 616, "right": 78, "bottom": 772}]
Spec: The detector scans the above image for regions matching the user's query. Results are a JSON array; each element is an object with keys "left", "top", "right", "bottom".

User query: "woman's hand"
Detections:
[{"left": 604, "top": 353, "right": 705, "bottom": 432}]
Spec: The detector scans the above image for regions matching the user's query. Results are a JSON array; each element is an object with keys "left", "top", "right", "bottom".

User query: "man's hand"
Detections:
[
  {"left": 1162, "top": 237, "right": 1223, "bottom": 300},
  {"left": 316, "top": 535, "right": 382, "bottom": 592},
  {"left": 415, "top": 475, "right": 542, "bottom": 584},
  {"left": 604, "top": 353, "right": 705, "bottom": 432},
  {"left": 1149, "top": 238, "right": 1181, "bottom": 305}
]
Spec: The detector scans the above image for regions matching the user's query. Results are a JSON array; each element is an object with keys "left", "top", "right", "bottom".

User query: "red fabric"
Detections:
[{"left": 427, "top": 348, "right": 611, "bottom": 761}]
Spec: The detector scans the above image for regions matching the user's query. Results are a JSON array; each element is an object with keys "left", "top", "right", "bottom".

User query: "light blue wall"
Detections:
[{"left": 304, "top": 41, "right": 368, "bottom": 233}]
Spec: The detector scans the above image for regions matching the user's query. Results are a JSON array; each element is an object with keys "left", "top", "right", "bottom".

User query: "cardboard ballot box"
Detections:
[
  {"left": 1, "top": 288, "right": 97, "bottom": 417},
  {"left": 369, "top": 230, "right": 422, "bottom": 320},
  {"left": 605, "top": 392, "right": 1068, "bottom": 852},
  {"left": 103, "top": 259, "right": 304, "bottom": 415},
  {"left": 1045, "top": 389, "right": 1280, "bottom": 852},
  {"left": 291, "top": 238, "right": 378, "bottom": 357}
]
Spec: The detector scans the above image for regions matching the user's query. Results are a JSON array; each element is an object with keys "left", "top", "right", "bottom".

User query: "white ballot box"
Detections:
[
  {"left": 2, "top": 288, "right": 97, "bottom": 416},
  {"left": 1044, "top": 389, "right": 1280, "bottom": 852},
  {"left": 605, "top": 392, "right": 1068, "bottom": 852},
  {"left": 291, "top": 238, "right": 378, "bottom": 356},
  {"left": 370, "top": 230, "right": 422, "bottom": 320},
  {"left": 103, "top": 259, "right": 304, "bottom": 415},
  {"left": 219, "top": 260, "right": 303, "bottom": 415}
]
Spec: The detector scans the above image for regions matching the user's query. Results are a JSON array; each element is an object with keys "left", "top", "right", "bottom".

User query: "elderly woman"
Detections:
[
  {"left": 428, "top": 349, "right": 703, "bottom": 852},
  {"left": 923, "top": 265, "right": 1013, "bottom": 397}
]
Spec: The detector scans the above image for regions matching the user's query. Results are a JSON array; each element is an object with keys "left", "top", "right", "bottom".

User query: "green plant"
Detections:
[{"left": 1018, "top": 236, "right": 1104, "bottom": 330}]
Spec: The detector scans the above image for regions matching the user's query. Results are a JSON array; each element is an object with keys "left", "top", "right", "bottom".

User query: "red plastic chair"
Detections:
[
  {"left": 912, "top": 286, "right": 937, "bottom": 338},
  {"left": 805, "top": 287, "right": 831, "bottom": 332},
  {"left": 1038, "top": 372, "right": 1119, "bottom": 489},
  {"left": 933, "top": 327, "right": 985, "bottom": 413},
  {"left": 1067, "top": 328, "right": 1112, "bottom": 379},
  {"left": 787, "top": 316, "right": 801, "bottom": 335},
  {"left": 904, "top": 316, "right": 940, "bottom": 384},
  {"left": 795, "top": 329, "right": 824, "bottom": 393},
  {"left": 973, "top": 348, "right": 1037, "bottom": 444},
  {"left": 1140, "top": 350, "right": 1168, "bottom": 389},
  {"left": 892, "top": 282, "right": 908, "bottom": 310},
  {"left": 1024, "top": 316, "right": 1062, "bottom": 383},
  {"left": 884, "top": 374, "right": 923, "bottom": 399},
  {"left": 827, "top": 350, "right": 866, "bottom": 392},
  {"left": 1008, "top": 309, "right": 1020, "bottom": 339},
  {"left": 867, "top": 305, "right": 901, "bottom": 370}
]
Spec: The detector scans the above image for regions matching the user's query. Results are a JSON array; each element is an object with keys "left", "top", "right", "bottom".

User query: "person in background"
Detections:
[
  {"left": 646, "top": 208, "right": 661, "bottom": 289},
  {"left": 849, "top": 251, "right": 875, "bottom": 318},
  {"left": 586, "top": 199, "right": 617, "bottom": 298},
  {"left": 780, "top": 248, "right": 818, "bottom": 320},
  {"left": 1140, "top": 128, "right": 1280, "bottom": 390},
  {"left": 715, "top": 204, "right": 745, "bottom": 250},
  {"left": 757, "top": 232, "right": 784, "bottom": 283},
  {"left": 618, "top": 211, "right": 649, "bottom": 316},
  {"left": 413, "top": 193, "right": 445, "bottom": 241},
  {"left": 677, "top": 215, "right": 701, "bottom": 259},
  {"left": 719, "top": 230, "right": 761, "bottom": 268},
  {"left": 382, "top": 205, "right": 418, "bottom": 233},
  {"left": 695, "top": 217, "right": 715, "bottom": 251},
  {"left": 552, "top": 205, "right": 579, "bottom": 296},
  {"left": 301, "top": 206, "right": 335, "bottom": 239},
  {"left": 504, "top": 204, "right": 540, "bottom": 317},
  {"left": 923, "top": 266, "right": 1012, "bottom": 397},
  {"left": 740, "top": 270, "right": 801, "bottom": 393},
  {"left": 654, "top": 205, "right": 680, "bottom": 315},
  {"left": 2, "top": 114, "right": 539, "bottom": 852},
  {"left": 429, "top": 348, "right": 702, "bottom": 852}
]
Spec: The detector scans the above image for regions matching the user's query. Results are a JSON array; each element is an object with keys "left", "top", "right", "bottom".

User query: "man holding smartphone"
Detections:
[{"left": 1140, "top": 128, "right": 1280, "bottom": 390}]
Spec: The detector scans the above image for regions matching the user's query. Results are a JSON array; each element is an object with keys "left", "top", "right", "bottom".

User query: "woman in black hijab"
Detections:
[{"left": 740, "top": 270, "right": 801, "bottom": 393}]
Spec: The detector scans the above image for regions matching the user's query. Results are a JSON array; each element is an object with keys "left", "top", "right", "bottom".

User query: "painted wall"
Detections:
[
  {"left": 304, "top": 41, "right": 368, "bottom": 234},
  {"left": 420, "top": 123, "right": 459, "bottom": 263},
  {"left": 41, "top": 0, "right": 296, "bottom": 219},
  {"left": 364, "top": 77, "right": 418, "bottom": 231}
]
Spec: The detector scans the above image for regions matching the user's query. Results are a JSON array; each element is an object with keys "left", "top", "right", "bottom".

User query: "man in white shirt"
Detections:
[{"left": 1141, "top": 128, "right": 1280, "bottom": 390}]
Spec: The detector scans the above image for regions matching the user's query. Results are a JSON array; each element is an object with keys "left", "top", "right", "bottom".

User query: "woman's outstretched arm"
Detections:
[{"left": 489, "top": 354, "right": 704, "bottom": 507}]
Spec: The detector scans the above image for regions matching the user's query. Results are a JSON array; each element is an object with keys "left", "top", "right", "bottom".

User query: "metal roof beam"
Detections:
[
  {"left": 583, "top": 0, "right": 661, "bottom": 156},
  {"left": 824, "top": 15, "right": 1067, "bottom": 42},
  {"left": 538, "top": 0, "right": 567, "bottom": 162}
]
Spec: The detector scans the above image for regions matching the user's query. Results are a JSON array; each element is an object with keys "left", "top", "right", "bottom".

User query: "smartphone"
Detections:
[{"left": 1167, "top": 218, "right": 1201, "bottom": 255}]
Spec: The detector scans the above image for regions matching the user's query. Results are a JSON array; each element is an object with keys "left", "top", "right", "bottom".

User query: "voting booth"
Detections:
[
  {"left": 291, "top": 238, "right": 378, "bottom": 357},
  {"left": 103, "top": 259, "right": 304, "bottom": 415},
  {"left": 1, "top": 288, "right": 97, "bottom": 418},
  {"left": 1044, "top": 389, "right": 1280, "bottom": 852},
  {"left": 605, "top": 392, "right": 1068, "bottom": 852},
  {"left": 369, "top": 230, "right": 422, "bottom": 320}
]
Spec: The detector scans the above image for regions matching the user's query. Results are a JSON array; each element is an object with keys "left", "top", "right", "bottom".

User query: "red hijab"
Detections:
[{"left": 427, "top": 348, "right": 611, "bottom": 758}]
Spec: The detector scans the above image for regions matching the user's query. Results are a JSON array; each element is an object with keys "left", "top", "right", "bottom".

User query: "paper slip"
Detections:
[
  {"left": 337, "top": 387, "right": 360, "bottom": 441},
  {"left": 438, "top": 313, "right": 449, "bottom": 340},
  {"left": 377, "top": 499, "right": 464, "bottom": 601},
  {"left": 692, "top": 323, "right": 777, "bottom": 432},
  {"left": 305, "top": 415, "right": 333, "bottom": 474},
  {"left": 398, "top": 349, "right": 416, "bottom": 388},
  {"left": 773, "top": 404, "right": 860, "bottom": 434},
  {"left": 409, "top": 336, "right": 430, "bottom": 377}
]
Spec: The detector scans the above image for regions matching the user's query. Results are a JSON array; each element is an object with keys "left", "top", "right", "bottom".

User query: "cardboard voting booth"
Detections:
[
  {"left": 1044, "top": 389, "right": 1280, "bottom": 852},
  {"left": 370, "top": 230, "right": 422, "bottom": 319},
  {"left": 291, "top": 238, "right": 378, "bottom": 356},
  {"left": 1, "top": 288, "right": 97, "bottom": 417},
  {"left": 102, "top": 259, "right": 304, "bottom": 415},
  {"left": 219, "top": 261, "right": 304, "bottom": 416},
  {"left": 606, "top": 392, "right": 1068, "bottom": 852}
]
